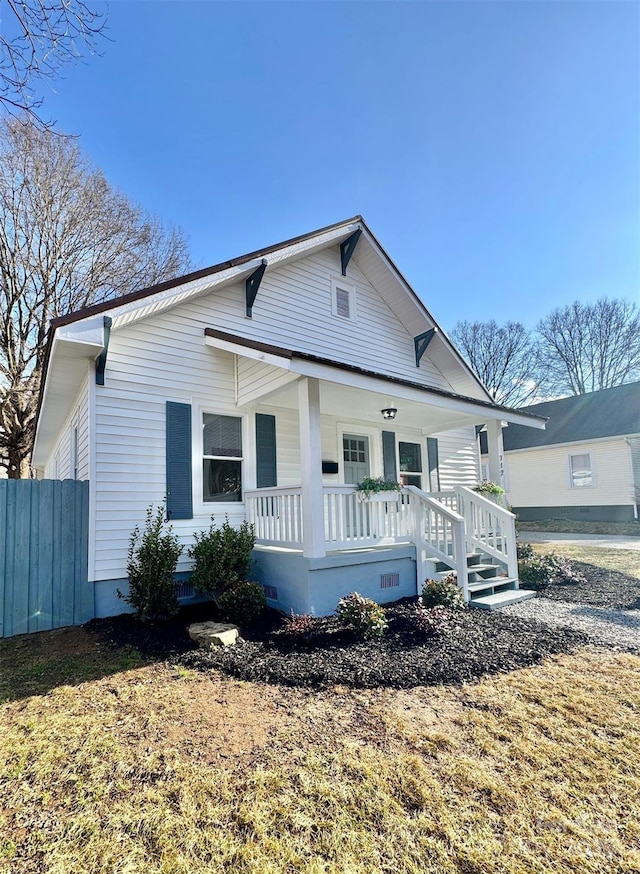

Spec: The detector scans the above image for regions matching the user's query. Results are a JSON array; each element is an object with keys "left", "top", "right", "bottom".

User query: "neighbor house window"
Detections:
[
  {"left": 331, "top": 277, "right": 356, "bottom": 321},
  {"left": 569, "top": 452, "right": 593, "bottom": 488},
  {"left": 399, "top": 441, "right": 422, "bottom": 489},
  {"left": 203, "top": 414, "right": 243, "bottom": 502}
]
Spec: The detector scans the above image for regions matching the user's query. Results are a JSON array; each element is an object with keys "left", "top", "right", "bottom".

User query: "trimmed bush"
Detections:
[
  {"left": 189, "top": 517, "right": 255, "bottom": 601},
  {"left": 518, "top": 551, "right": 587, "bottom": 591},
  {"left": 517, "top": 542, "right": 535, "bottom": 561},
  {"left": 217, "top": 580, "right": 266, "bottom": 626},
  {"left": 121, "top": 504, "right": 183, "bottom": 621},
  {"left": 336, "top": 592, "right": 387, "bottom": 639},
  {"left": 422, "top": 574, "right": 465, "bottom": 611},
  {"left": 407, "top": 603, "right": 455, "bottom": 638}
]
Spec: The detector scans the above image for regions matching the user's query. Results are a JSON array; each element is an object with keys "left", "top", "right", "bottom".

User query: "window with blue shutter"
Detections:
[
  {"left": 166, "top": 401, "right": 193, "bottom": 519},
  {"left": 256, "top": 413, "right": 277, "bottom": 488}
]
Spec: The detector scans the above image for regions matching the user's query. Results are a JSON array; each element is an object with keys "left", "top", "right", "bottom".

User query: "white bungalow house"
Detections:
[{"left": 32, "top": 217, "right": 545, "bottom": 617}]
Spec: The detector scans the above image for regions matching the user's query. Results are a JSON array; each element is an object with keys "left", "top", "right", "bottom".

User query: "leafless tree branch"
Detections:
[{"left": 0, "top": 116, "right": 192, "bottom": 477}]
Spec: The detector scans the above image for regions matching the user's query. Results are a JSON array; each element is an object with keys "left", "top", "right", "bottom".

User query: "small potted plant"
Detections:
[
  {"left": 356, "top": 476, "right": 402, "bottom": 501},
  {"left": 473, "top": 480, "right": 505, "bottom": 504}
]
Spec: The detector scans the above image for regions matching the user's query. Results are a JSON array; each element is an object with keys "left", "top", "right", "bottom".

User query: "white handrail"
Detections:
[
  {"left": 403, "top": 486, "right": 468, "bottom": 600},
  {"left": 454, "top": 486, "right": 518, "bottom": 580}
]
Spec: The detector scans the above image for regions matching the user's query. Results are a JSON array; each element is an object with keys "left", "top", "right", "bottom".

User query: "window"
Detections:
[
  {"left": 399, "top": 441, "right": 422, "bottom": 488},
  {"left": 569, "top": 453, "right": 593, "bottom": 488},
  {"left": 203, "top": 413, "right": 243, "bottom": 502},
  {"left": 331, "top": 277, "right": 356, "bottom": 321}
]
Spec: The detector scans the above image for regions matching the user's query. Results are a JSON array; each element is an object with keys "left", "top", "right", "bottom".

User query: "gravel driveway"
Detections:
[{"left": 503, "top": 597, "right": 640, "bottom": 653}]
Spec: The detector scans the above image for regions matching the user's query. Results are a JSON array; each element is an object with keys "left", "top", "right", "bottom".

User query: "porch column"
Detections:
[
  {"left": 485, "top": 419, "right": 506, "bottom": 495},
  {"left": 298, "top": 377, "right": 326, "bottom": 558}
]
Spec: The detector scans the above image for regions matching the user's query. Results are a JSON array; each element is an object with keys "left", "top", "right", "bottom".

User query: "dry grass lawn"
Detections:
[
  {"left": 528, "top": 543, "right": 640, "bottom": 581},
  {"left": 1, "top": 637, "right": 640, "bottom": 873}
]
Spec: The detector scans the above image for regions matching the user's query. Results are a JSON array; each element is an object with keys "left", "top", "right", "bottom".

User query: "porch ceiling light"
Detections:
[{"left": 381, "top": 407, "right": 397, "bottom": 420}]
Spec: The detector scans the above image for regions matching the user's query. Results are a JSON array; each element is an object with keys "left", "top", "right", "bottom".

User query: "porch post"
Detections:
[
  {"left": 298, "top": 377, "right": 326, "bottom": 558},
  {"left": 485, "top": 419, "right": 506, "bottom": 500}
]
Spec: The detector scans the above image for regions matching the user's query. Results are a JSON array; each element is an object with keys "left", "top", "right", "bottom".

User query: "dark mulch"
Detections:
[
  {"left": 174, "top": 603, "right": 590, "bottom": 690},
  {"left": 86, "top": 558, "right": 639, "bottom": 691},
  {"left": 539, "top": 561, "right": 640, "bottom": 611}
]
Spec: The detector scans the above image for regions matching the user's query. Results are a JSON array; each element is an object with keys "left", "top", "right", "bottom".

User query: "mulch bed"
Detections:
[
  {"left": 86, "top": 558, "right": 639, "bottom": 690},
  {"left": 537, "top": 561, "right": 640, "bottom": 611}
]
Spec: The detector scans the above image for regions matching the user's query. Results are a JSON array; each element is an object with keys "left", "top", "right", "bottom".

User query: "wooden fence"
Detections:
[{"left": 0, "top": 479, "right": 91, "bottom": 638}]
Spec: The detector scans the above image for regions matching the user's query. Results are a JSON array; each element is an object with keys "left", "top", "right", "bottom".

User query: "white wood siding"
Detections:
[
  {"left": 432, "top": 426, "right": 481, "bottom": 490},
  {"left": 43, "top": 372, "right": 90, "bottom": 480},
  {"left": 90, "top": 248, "right": 484, "bottom": 582},
  {"left": 171, "top": 249, "right": 454, "bottom": 392},
  {"left": 629, "top": 438, "right": 640, "bottom": 500},
  {"left": 505, "top": 439, "right": 636, "bottom": 508}
]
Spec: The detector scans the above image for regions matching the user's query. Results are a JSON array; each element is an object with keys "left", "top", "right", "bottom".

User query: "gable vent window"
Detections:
[{"left": 331, "top": 277, "right": 356, "bottom": 321}]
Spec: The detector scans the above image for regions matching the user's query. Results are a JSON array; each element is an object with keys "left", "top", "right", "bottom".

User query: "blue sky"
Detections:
[{"left": 29, "top": 1, "right": 640, "bottom": 330}]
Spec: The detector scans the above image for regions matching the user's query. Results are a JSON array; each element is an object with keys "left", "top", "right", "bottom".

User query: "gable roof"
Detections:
[
  {"left": 34, "top": 216, "right": 546, "bottom": 465},
  {"left": 492, "top": 382, "right": 640, "bottom": 452}
]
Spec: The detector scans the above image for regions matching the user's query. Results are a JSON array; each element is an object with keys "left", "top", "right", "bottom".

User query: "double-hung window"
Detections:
[
  {"left": 569, "top": 453, "right": 593, "bottom": 488},
  {"left": 399, "top": 441, "right": 423, "bottom": 489},
  {"left": 203, "top": 413, "right": 243, "bottom": 502}
]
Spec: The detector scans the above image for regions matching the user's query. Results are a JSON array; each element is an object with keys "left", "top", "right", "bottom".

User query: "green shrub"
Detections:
[
  {"left": 336, "top": 592, "right": 387, "bottom": 639},
  {"left": 408, "top": 603, "right": 455, "bottom": 637},
  {"left": 473, "top": 480, "right": 505, "bottom": 497},
  {"left": 217, "top": 580, "right": 266, "bottom": 626},
  {"left": 517, "top": 542, "right": 535, "bottom": 561},
  {"left": 189, "top": 516, "right": 255, "bottom": 600},
  {"left": 518, "top": 551, "right": 587, "bottom": 591},
  {"left": 120, "top": 504, "right": 183, "bottom": 621},
  {"left": 422, "top": 574, "right": 465, "bottom": 611}
]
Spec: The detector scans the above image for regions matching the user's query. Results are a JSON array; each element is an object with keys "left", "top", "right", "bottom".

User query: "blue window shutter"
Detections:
[
  {"left": 166, "top": 402, "right": 193, "bottom": 519},
  {"left": 382, "top": 431, "right": 397, "bottom": 481},
  {"left": 427, "top": 437, "right": 440, "bottom": 491},
  {"left": 256, "top": 413, "right": 277, "bottom": 488}
]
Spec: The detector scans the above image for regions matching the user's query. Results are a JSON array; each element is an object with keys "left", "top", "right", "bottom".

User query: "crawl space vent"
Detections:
[
  {"left": 380, "top": 573, "right": 400, "bottom": 590},
  {"left": 263, "top": 585, "right": 278, "bottom": 600}
]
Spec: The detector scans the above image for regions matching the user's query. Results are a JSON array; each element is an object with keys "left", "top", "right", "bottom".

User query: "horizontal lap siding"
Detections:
[
  {"left": 93, "top": 314, "right": 238, "bottom": 581},
  {"left": 183, "top": 250, "right": 453, "bottom": 391},
  {"left": 506, "top": 439, "right": 636, "bottom": 508},
  {"left": 92, "top": 248, "right": 465, "bottom": 581},
  {"left": 432, "top": 427, "right": 480, "bottom": 489},
  {"left": 44, "top": 373, "right": 90, "bottom": 480}
]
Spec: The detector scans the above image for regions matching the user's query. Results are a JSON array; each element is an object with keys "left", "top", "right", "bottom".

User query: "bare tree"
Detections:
[
  {"left": 535, "top": 299, "right": 640, "bottom": 396},
  {"left": 450, "top": 320, "right": 538, "bottom": 407},
  {"left": 0, "top": 117, "right": 192, "bottom": 477},
  {"left": 0, "top": 0, "right": 107, "bottom": 126}
]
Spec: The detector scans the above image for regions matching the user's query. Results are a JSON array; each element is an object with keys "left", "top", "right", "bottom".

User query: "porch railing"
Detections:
[
  {"left": 245, "top": 483, "right": 517, "bottom": 600},
  {"left": 454, "top": 486, "right": 518, "bottom": 580}
]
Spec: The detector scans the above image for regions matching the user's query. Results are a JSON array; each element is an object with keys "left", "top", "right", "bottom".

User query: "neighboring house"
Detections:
[
  {"left": 480, "top": 382, "right": 640, "bottom": 523},
  {"left": 32, "top": 217, "right": 545, "bottom": 617}
]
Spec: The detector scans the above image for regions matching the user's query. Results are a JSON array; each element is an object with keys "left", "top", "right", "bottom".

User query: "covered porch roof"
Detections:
[{"left": 204, "top": 328, "right": 547, "bottom": 433}]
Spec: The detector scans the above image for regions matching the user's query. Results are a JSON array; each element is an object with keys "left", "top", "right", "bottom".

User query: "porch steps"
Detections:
[
  {"left": 427, "top": 551, "right": 537, "bottom": 610},
  {"left": 469, "top": 589, "right": 537, "bottom": 610}
]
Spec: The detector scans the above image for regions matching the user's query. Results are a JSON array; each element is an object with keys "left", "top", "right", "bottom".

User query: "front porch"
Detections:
[{"left": 247, "top": 483, "right": 533, "bottom": 615}]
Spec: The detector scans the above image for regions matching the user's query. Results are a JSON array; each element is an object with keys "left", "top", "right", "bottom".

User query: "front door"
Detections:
[{"left": 343, "top": 434, "right": 370, "bottom": 484}]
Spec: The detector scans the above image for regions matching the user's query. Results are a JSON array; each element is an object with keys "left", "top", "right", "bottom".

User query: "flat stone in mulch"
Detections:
[
  {"left": 538, "top": 561, "right": 640, "bottom": 610},
  {"left": 175, "top": 605, "right": 590, "bottom": 690}
]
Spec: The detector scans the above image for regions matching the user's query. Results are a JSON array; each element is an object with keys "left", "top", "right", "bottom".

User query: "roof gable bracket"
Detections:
[
  {"left": 95, "top": 316, "right": 112, "bottom": 385},
  {"left": 414, "top": 327, "right": 437, "bottom": 367},
  {"left": 340, "top": 229, "right": 362, "bottom": 275},
  {"left": 245, "top": 259, "right": 268, "bottom": 318}
]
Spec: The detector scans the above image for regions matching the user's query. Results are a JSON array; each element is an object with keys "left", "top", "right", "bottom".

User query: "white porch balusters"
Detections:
[{"left": 298, "top": 377, "right": 326, "bottom": 558}]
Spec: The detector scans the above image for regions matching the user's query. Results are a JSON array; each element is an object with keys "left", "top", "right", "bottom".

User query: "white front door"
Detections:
[{"left": 343, "top": 434, "right": 370, "bottom": 484}]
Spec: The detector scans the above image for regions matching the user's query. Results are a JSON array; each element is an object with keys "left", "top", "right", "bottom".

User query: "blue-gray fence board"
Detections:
[{"left": 0, "top": 479, "right": 91, "bottom": 638}]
